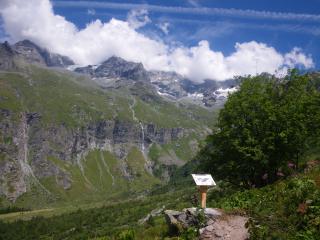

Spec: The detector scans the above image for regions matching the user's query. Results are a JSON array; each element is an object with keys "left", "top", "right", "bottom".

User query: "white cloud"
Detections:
[
  {"left": 157, "top": 22, "right": 170, "bottom": 34},
  {"left": 284, "top": 47, "right": 314, "bottom": 68},
  {"left": 127, "top": 8, "right": 151, "bottom": 29},
  {"left": 0, "top": 0, "right": 315, "bottom": 82},
  {"left": 87, "top": 8, "right": 96, "bottom": 16}
]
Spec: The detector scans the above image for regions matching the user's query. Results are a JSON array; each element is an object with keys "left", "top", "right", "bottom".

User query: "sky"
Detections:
[{"left": 0, "top": 0, "right": 319, "bottom": 82}]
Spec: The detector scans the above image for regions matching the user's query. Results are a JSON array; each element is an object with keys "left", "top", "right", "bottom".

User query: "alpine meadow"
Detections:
[{"left": 0, "top": 0, "right": 320, "bottom": 239}]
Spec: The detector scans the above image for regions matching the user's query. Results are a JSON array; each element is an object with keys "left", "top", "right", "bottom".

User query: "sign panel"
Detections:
[{"left": 191, "top": 174, "right": 216, "bottom": 186}]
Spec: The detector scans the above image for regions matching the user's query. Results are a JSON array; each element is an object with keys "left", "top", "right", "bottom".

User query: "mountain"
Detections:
[
  {"left": 0, "top": 40, "right": 74, "bottom": 70},
  {"left": 75, "top": 57, "right": 239, "bottom": 108},
  {"left": 0, "top": 41, "right": 16, "bottom": 70},
  {"left": 149, "top": 71, "right": 238, "bottom": 107},
  {"left": 75, "top": 56, "right": 150, "bottom": 81},
  {"left": 0, "top": 40, "right": 216, "bottom": 207}
]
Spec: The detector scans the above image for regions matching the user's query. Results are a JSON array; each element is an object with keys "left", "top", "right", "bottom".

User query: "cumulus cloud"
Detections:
[
  {"left": 0, "top": 0, "right": 314, "bottom": 82},
  {"left": 127, "top": 8, "right": 151, "bottom": 29},
  {"left": 284, "top": 47, "right": 314, "bottom": 68},
  {"left": 157, "top": 22, "right": 170, "bottom": 34}
]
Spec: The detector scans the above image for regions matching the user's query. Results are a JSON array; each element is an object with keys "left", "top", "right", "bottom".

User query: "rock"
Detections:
[
  {"left": 164, "top": 210, "right": 186, "bottom": 234},
  {"left": 204, "top": 208, "right": 222, "bottom": 217},
  {"left": 164, "top": 208, "right": 249, "bottom": 240},
  {"left": 13, "top": 40, "right": 74, "bottom": 67},
  {"left": 0, "top": 40, "right": 74, "bottom": 70},
  {"left": 164, "top": 208, "right": 206, "bottom": 235},
  {"left": 0, "top": 109, "right": 188, "bottom": 201},
  {"left": 0, "top": 41, "right": 16, "bottom": 70},
  {"left": 138, "top": 205, "right": 165, "bottom": 224},
  {"left": 199, "top": 215, "right": 249, "bottom": 240},
  {"left": 75, "top": 56, "right": 150, "bottom": 82}
]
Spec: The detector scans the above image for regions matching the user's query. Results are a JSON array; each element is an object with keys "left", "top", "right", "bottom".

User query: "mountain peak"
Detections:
[
  {"left": 103, "top": 56, "right": 127, "bottom": 64},
  {"left": 13, "top": 39, "right": 74, "bottom": 67},
  {"left": 75, "top": 56, "right": 149, "bottom": 81},
  {"left": 15, "top": 39, "right": 40, "bottom": 48},
  {"left": 102, "top": 56, "right": 145, "bottom": 70},
  {"left": 0, "top": 41, "right": 16, "bottom": 70}
]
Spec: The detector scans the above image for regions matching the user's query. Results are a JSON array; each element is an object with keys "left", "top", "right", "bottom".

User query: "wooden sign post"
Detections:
[{"left": 191, "top": 174, "right": 216, "bottom": 209}]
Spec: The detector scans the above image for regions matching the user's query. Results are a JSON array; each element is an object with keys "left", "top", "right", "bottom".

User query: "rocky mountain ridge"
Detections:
[
  {"left": 0, "top": 40, "right": 74, "bottom": 70},
  {"left": 0, "top": 41, "right": 216, "bottom": 206},
  {"left": 74, "top": 55, "right": 238, "bottom": 107},
  {"left": 0, "top": 109, "right": 186, "bottom": 202},
  {"left": 1, "top": 39, "right": 238, "bottom": 107}
]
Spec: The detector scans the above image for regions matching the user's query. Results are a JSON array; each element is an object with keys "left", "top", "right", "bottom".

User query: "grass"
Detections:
[
  {"left": 0, "top": 182, "right": 197, "bottom": 239},
  {"left": 0, "top": 66, "right": 219, "bottom": 210},
  {"left": 206, "top": 165, "right": 320, "bottom": 239},
  {"left": 0, "top": 65, "right": 221, "bottom": 239},
  {"left": 0, "top": 66, "right": 217, "bottom": 128},
  {"left": 1, "top": 163, "right": 319, "bottom": 239}
]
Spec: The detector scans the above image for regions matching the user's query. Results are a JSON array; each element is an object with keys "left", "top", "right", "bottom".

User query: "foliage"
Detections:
[
  {"left": 180, "top": 227, "right": 198, "bottom": 240},
  {"left": 209, "top": 168, "right": 320, "bottom": 239},
  {"left": 198, "top": 71, "right": 320, "bottom": 187},
  {"left": 117, "top": 229, "right": 135, "bottom": 240},
  {"left": 0, "top": 66, "right": 216, "bottom": 208},
  {"left": 0, "top": 206, "right": 29, "bottom": 214},
  {"left": 0, "top": 185, "right": 195, "bottom": 240}
]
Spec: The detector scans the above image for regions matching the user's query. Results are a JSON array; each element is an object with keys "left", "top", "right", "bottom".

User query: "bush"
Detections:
[{"left": 117, "top": 229, "right": 135, "bottom": 240}]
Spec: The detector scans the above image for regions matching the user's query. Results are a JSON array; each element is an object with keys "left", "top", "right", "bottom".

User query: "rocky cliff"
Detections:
[
  {"left": 0, "top": 109, "right": 185, "bottom": 202},
  {"left": 0, "top": 40, "right": 216, "bottom": 206},
  {"left": 0, "top": 40, "right": 74, "bottom": 71},
  {"left": 0, "top": 64, "right": 214, "bottom": 206}
]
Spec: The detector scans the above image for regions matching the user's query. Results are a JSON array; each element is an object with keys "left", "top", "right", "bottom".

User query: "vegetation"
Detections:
[
  {"left": 1, "top": 70, "right": 320, "bottom": 239},
  {"left": 198, "top": 71, "right": 320, "bottom": 187},
  {"left": 208, "top": 166, "right": 320, "bottom": 239},
  {"left": 0, "top": 185, "right": 196, "bottom": 240},
  {"left": 0, "top": 65, "right": 217, "bottom": 208}
]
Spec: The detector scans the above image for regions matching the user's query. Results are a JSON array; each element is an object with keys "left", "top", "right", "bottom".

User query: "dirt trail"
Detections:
[{"left": 199, "top": 214, "right": 249, "bottom": 240}]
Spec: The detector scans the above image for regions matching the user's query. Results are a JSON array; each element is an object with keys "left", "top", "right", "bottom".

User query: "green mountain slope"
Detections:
[{"left": 0, "top": 65, "right": 217, "bottom": 208}]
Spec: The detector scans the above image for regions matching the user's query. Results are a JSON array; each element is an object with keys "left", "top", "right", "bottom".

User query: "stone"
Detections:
[
  {"left": 138, "top": 205, "right": 165, "bottom": 224},
  {"left": 204, "top": 208, "right": 223, "bottom": 218},
  {"left": 164, "top": 208, "right": 249, "bottom": 240}
]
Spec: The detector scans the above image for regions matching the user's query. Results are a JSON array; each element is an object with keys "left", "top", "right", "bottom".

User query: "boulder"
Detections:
[{"left": 164, "top": 208, "right": 249, "bottom": 240}]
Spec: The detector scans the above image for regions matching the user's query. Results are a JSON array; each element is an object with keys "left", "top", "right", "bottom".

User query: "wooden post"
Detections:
[{"left": 199, "top": 186, "right": 208, "bottom": 208}]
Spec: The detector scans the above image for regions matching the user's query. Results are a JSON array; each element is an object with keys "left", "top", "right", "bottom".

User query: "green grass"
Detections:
[
  {"left": 0, "top": 182, "right": 196, "bottom": 239},
  {"left": 1, "top": 164, "right": 319, "bottom": 239},
  {"left": 206, "top": 166, "right": 320, "bottom": 239},
  {"left": 133, "top": 96, "right": 216, "bottom": 129},
  {"left": 0, "top": 65, "right": 220, "bottom": 238},
  {"left": 126, "top": 147, "right": 160, "bottom": 190},
  {"left": 0, "top": 66, "right": 217, "bottom": 128}
]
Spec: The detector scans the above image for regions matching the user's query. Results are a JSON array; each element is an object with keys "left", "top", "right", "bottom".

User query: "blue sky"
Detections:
[
  {"left": 0, "top": 0, "right": 319, "bottom": 81},
  {"left": 51, "top": 0, "right": 320, "bottom": 66}
]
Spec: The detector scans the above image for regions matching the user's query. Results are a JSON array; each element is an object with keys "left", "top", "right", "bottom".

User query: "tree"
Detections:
[{"left": 198, "top": 71, "right": 320, "bottom": 187}]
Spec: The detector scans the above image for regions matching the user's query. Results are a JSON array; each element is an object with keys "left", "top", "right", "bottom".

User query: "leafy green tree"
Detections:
[{"left": 198, "top": 71, "right": 320, "bottom": 187}]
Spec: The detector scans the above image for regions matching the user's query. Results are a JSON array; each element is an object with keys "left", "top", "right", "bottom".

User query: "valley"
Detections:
[
  {"left": 0, "top": 38, "right": 319, "bottom": 240},
  {"left": 0, "top": 40, "right": 221, "bottom": 209}
]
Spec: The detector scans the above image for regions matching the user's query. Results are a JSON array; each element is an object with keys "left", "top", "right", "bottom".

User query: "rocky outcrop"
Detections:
[
  {"left": 0, "top": 109, "right": 185, "bottom": 201},
  {"left": 164, "top": 208, "right": 249, "bottom": 240},
  {"left": 73, "top": 56, "right": 239, "bottom": 108},
  {"left": 13, "top": 40, "right": 74, "bottom": 67},
  {"left": 0, "top": 40, "right": 74, "bottom": 70},
  {"left": 0, "top": 41, "right": 16, "bottom": 70},
  {"left": 75, "top": 56, "right": 150, "bottom": 81},
  {"left": 0, "top": 111, "right": 71, "bottom": 201},
  {"left": 138, "top": 205, "right": 166, "bottom": 224}
]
